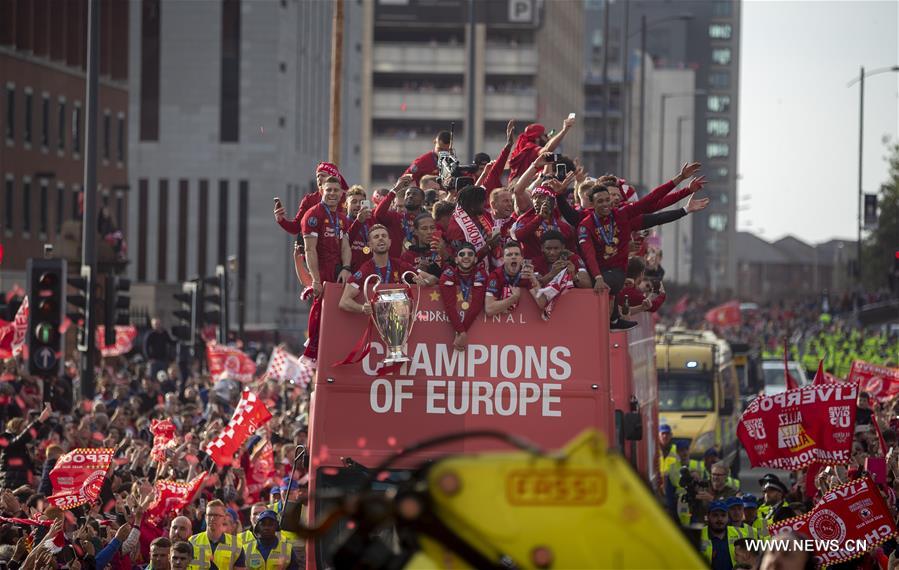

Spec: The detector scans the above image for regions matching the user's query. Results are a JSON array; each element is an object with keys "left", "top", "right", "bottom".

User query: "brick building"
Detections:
[{"left": 0, "top": 0, "right": 130, "bottom": 285}]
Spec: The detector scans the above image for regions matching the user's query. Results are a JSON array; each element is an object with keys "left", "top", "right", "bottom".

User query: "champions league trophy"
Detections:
[{"left": 362, "top": 272, "right": 421, "bottom": 365}]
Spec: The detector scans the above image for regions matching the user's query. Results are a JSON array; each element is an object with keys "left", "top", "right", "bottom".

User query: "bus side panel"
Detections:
[{"left": 628, "top": 314, "right": 658, "bottom": 482}]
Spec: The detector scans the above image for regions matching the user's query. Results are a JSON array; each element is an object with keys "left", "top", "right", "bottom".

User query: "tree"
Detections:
[{"left": 861, "top": 140, "right": 899, "bottom": 290}]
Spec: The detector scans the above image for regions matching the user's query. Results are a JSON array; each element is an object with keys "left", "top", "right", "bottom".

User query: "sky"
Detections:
[{"left": 738, "top": 0, "right": 899, "bottom": 244}]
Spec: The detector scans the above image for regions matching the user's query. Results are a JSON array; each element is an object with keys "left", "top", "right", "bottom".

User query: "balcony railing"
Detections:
[
  {"left": 485, "top": 45, "right": 538, "bottom": 75},
  {"left": 374, "top": 43, "right": 466, "bottom": 74},
  {"left": 373, "top": 91, "right": 465, "bottom": 120},
  {"left": 484, "top": 93, "right": 536, "bottom": 120}
]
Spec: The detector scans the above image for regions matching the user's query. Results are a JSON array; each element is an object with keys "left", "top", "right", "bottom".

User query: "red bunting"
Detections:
[
  {"left": 146, "top": 472, "right": 206, "bottom": 522},
  {"left": 771, "top": 477, "right": 897, "bottom": 566},
  {"left": 205, "top": 389, "right": 272, "bottom": 468},
  {"left": 847, "top": 360, "right": 899, "bottom": 403},
  {"left": 206, "top": 343, "right": 256, "bottom": 383},
  {"left": 738, "top": 384, "right": 857, "bottom": 470},
  {"left": 47, "top": 448, "right": 115, "bottom": 510}
]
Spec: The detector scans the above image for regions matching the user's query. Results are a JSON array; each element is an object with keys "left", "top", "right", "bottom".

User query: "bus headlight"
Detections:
[{"left": 693, "top": 431, "right": 716, "bottom": 455}]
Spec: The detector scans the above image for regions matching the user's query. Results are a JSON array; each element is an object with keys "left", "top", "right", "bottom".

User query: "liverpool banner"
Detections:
[
  {"left": 96, "top": 325, "right": 138, "bottom": 357},
  {"left": 150, "top": 419, "right": 178, "bottom": 463},
  {"left": 48, "top": 448, "right": 115, "bottom": 510},
  {"left": 847, "top": 360, "right": 899, "bottom": 403},
  {"left": 205, "top": 389, "right": 272, "bottom": 467},
  {"left": 771, "top": 477, "right": 897, "bottom": 566},
  {"left": 207, "top": 343, "right": 256, "bottom": 383},
  {"left": 738, "top": 384, "right": 857, "bottom": 470},
  {"left": 146, "top": 472, "right": 206, "bottom": 521}
]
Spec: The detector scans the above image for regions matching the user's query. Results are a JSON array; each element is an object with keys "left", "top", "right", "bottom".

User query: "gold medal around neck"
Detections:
[
  {"left": 461, "top": 301, "right": 470, "bottom": 310},
  {"left": 403, "top": 240, "right": 412, "bottom": 249},
  {"left": 362, "top": 246, "right": 371, "bottom": 254}
]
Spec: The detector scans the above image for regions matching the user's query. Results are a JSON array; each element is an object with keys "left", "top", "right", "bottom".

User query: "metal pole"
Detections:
[
  {"left": 675, "top": 115, "right": 685, "bottom": 284},
  {"left": 658, "top": 94, "right": 667, "bottom": 184},
  {"left": 857, "top": 65, "right": 864, "bottom": 281},
  {"left": 466, "top": 0, "right": 476, "bottom": 159},
  {"left": 328, "top": 0, "right": 344, "bottom": 164},
  {"left": 637, "top": 14, "right": 647, "bottom": 187},
  {"left": 600, "top": 0, "right": 611, "bottom": 169},
  {"left": 619, "top": 0, "right": 630, "bottom": 176},
  {"left": 80, "top": 0, "right": 100, "bottom": 400}
]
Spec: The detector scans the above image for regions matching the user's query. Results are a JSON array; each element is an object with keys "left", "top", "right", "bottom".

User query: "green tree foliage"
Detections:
[{"left": 862, "top": 140, "right": 899, "bottom": 289}]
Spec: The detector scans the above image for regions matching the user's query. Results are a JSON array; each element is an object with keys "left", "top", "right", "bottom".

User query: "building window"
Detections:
[
  {"left": 22, "top": 179, "right": 31, "bottom": 233},
  {"left": 41, "top": 95, "right": 49, "bottom": 147},
  {"left": 712, "top": 2, "right": 733, "bottom": 17},
  {"left": 4, "top": 178, "right": 13, "bottom": 231},
  {"left": 103, "top": 112, "right": 110, "bottom": 159},
  {"left": 72, "top": 188, "right": 80, "bottom": 220},
  {"left": 57, "top": 100, "right": 66, "bottom": 151},
  {"left": 220, "top": 0, "right": 241, "bottom": 143},
  {"left": 72, "top": 103, "right": 82, "bottom": 153},
  {"left": 708, "top": 71, "right": 730, "bottom": 89},
  {"left": 39, "top": 182, "right": 48, "bottom": 234},
  {"left": 56, "top": 185, "right": 64, "bottom": 233},
  {"left": 707, "top": 118, "right": 730, "bottom": 137},
  {"left": 708, "top": 214, "right": 728, "bottom": 232},
  {"left": 116, "top": 115, "right": 125, "bottom": 161},
  {"left": 707, "top": 94, "right": 731, "bottom": 113},
  {"left": 24, "top": 91, "right": 32, "bottom": 144},
  {"left": 5, "top": 85, "right": 14, "bottom": 140},
  {"left": 116, "top": 193, "right": 124, "bottom": 234},
  {"left": 707, "top": 142, "right": 730, "bottom": 158},
  {"left": 712, "top": 166, "right": 730, "bottom": 180},
  {"left": 709, "top": 24, "right": 732, "bottom": 40},
  {"left": 711, "top": 48, "right": 731, "bottom": 66},
  {"left": 140, "top": 0, "right": 161, "bottom": 141}
]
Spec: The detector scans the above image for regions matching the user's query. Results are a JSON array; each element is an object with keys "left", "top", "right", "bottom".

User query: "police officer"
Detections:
[
  {"left": 741, "top": 494, "right": 768, "bottom": 538},
  {"left": 241, "top": 510, "right": 301, "bottom": 570},
  {"left": 757, "top": 475, "right": 788, "bottom": 523},
  {"left": 700, "top": 501, "right": 741, "bottom": 570},
  {"left": 724, "top": 497, "right": 756, "bottom": 540},
  {"left": 658, "top": 424, "right": 677, "bottom": 497},
  {"left": 188, "top": 499, "right": 247, "bottom": 570}
]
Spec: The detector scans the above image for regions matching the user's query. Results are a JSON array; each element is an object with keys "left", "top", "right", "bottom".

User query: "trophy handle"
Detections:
[
  {"left": 362, "top": 273, "right": 382, "bottom": 303},
  {"left": 401, "top": 271, "right": 423, "bottom": 342}
]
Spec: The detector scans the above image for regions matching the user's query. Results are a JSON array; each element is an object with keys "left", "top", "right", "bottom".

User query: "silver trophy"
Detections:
[{"left": 363, "top": 272, "right": 421, "bottom": 365}]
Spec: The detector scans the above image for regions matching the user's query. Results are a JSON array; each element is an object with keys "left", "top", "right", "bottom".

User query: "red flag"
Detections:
[
  {"left": 770, "top": 477, "right": 897, "bottom": 566},
  {"left": 205, "top": 389, "right": 272, "bottom": 467},
  {"left": 5, "top": 297, "right": 29, "bottom": 357},
  {"left": 150, "top": 419, "right": 178, "bottom": 463},
  {"left": 47, "top": 448, "right": 115, "bottom": 510},
  {"left": 4, "top": 284, "right": 23, "bottom": 303},
  {"left": 703, "top": 300, "right": 740, "bottom": 327},
  {"left": 146, "top": 472, "right": 206, "bottom": 522},
  {"left": 671, "top": 295, "right": 689, "bottom": 315},
  {"left": 847, "top": 360, "right": 899, "bottom": 403},
  {"left": 783, "top": 339, "right": 799, "bottom": 391},
  {"left": 206, "top": 343, "right": 256, "bottom": 383},
  {"left": 738, "top": 383, "right": 857, "bottom": 470},
  {"left": 812, "top": 360, "right": 826, "bottom": 385},
  {"left": 245, "top": 440, "right": 276, "bottom": 501},
  {"left": 96, "top": 325, "right": 138, "bottom": 357}
]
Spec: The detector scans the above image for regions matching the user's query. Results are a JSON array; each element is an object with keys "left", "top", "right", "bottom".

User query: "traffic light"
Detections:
[
  {"left": 67, "top": 266, "right": 92, "bottom": 352},
  {"left": 203, "top": 265, "right": 229, "bottom": 343},
  {"left": 26, "top": 258, "right": 66, "bottom": 377},
  {"left": 103, "top": 275, "right": 131, "bottom": 346},
  {"left": 172, "top": 281, "right": 198, "bottom": 346}
]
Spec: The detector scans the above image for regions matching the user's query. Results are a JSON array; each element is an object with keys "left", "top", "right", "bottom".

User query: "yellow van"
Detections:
[{"left": 656, "top": 329, "right": 741, "bottom": 474}]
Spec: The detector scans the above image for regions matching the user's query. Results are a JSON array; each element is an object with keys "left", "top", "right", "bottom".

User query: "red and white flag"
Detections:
[
  {"left": 146, "top": 472, "right": 206, "bottom": 521},
  {"left": 245, "top": 440, "right": 276, "bottom": 501},
  {"left": 704, "top": 300, "right": 740, "bottom": 327},
  {"left": 771, "top": 477, "right": 897, "bottom": 566},
  {"left": 205, "top": 389, "right": 272, "bottom": 467},
  {"left": 266, "top": 344, "right": 313, "bottom": 387},
  {"left": 536, "top": 270, "right": 574, "bottom": 320},
  {"left": 738, "top": 383, "right": 857, "bottom": 471},
  {"left": 847, "top": 360, "right": 899, "bottom": 403},
  {"left": 0, "top": 297, "right": 30, "bottom": 358},
  {"left": 96, "top": 325, "right": 138, "bottom": 357},
  {"left": 150, "top": 419, "right": 178, "bottom": 463},
  {"left": 207, "top": 343, "right": 256, "bottom": 383},
  {"left": 47, "top": 448, "right": 115, "bottom": 510}
]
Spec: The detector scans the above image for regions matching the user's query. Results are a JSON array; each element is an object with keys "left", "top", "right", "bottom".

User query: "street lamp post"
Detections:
[{"left": 848, "top": 65, "right": 899, "bottom": 281}]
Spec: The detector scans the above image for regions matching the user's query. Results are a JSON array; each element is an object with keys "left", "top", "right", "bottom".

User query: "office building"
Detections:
[
  {"left": 0, "top": 0, "right": 130, "bottom": 285},
  {"left": 126, "top": 0, "right": 334, "bottom": 332}
]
